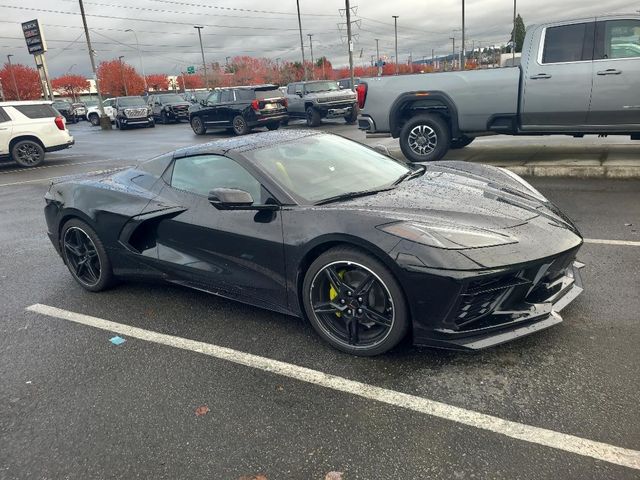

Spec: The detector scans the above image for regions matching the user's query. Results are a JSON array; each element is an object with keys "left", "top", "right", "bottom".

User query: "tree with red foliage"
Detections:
[
  {"left": 181, "top": 73, "right": 204, "bottom": 90},
  {"left": 51, "top": 74, "right": 89, "bottom": 102},
  {"left": 0, "top": 63, "right": 41, "bottom": 100},
  {"left": 97, "top": 59, "right": 145, "bottom": 97},
  {"left": 145, "top": 74, "right": 168, "bottom": 92}
]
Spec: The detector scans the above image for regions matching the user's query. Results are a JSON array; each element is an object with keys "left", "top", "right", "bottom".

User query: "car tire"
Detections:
[
  {"left": 60, "top": 218, "right": 115, "bottom": 292},
  {"left": 191, "top": 116, "right": 206, "bottom": 135},
  {"left": 344, "top": 105, "right": 358, "bottom": 124},
  {"left": 399, "top": 113, "right": 450, "bottom": 162},
  {"left": 161, "top": 111, "right": 168, "bottom": 124},
  {"left": 306, "top": 107, "right": 321, "bottom": 127},
  {"left": 450, "top": 136, "right": 475, "bottom": 149},
  {"left": 89, "top": 114, "right": 100, "bottom": 126},
  {"left": 302, "top": 246, "right": 409, "bottom": 356},
  {"left": 232, "top": 115, "right": 250, "bottom": 135},
  {"left": 115, "top": 118, "right": 122, "bottom": 130},
  {"left": 11, "top": 139, "right": 45, "bottom": 168},
  {"left": 266, "top": 122, "right": 280, "bottom": 131}
]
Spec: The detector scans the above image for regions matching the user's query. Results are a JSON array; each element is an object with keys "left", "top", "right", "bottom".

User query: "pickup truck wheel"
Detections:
[
  {"left": 12, "top": 139, "right": 45, "bottom": 167},
  {"left": 232, "top": 115, "right": 250, "bottom": 135},
  {"left": 400, "top": 114, "right": 450, "bottom": 162},
  {"left": 89, "top": 114, "right": 100, "bottom": 126},
  {"left": 450, "top": 136, "right": 475, "bottom": 149},
  {"left": 344, "top": 105, "right": 358, "bottom": 124},
  {"left": 306, "top": 107, "right": 321, "bottom": 127},
  {"left": 190, "top": 116, "right": 206, "bottom": 135}
]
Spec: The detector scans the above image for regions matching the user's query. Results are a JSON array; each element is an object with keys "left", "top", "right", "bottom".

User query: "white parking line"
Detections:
[
  {"left": 584, "top": 238, "right": 640, "bottom": 247},
  {"left": 25, "top": 303, "right": 640, "bottom": 471}
]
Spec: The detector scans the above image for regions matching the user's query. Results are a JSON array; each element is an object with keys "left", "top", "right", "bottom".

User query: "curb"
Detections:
[{"left": 383, "top": 147, "right": 640, "bottom": 179}]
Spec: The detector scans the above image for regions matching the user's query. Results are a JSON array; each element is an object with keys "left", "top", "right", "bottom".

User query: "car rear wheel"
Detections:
[
  {"left": 89, "top": 113, "right": 100, "bottom": 126},
  {"left": 232, "top": 115, "right": 250, "bottom": 135},
  {"left": 12, "top": 140, "right": 45, "bottom": 167},
  {"left": 191, "top": 116, "right": 206, "bottom": 135},
  {"left": 399, "top": 113, "right": 450, "bottom": 162},
  {"left": 450, "top": 136, "right": 475, "bottom": 149},
  {"left": 306, "top": 107, "right": 321, "bottom": 127},
  {"left": 302, "top": 247, "right": 409, "bottom": 356},
  {"left": 266, "top": 122, "right": 280, "bottom": 131},
  {"left": 60, "top": 219, "right": 115, "bottom": 292}
]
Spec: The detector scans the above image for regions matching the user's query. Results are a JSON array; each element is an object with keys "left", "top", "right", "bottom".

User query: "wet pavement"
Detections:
[{"left": 1, "top": 119, "right": 639, "bottom": 479}]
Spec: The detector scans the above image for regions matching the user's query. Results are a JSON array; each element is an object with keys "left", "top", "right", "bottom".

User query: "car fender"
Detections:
[{"left": 388, "top": 90, "right": 461, "bottom": 139}]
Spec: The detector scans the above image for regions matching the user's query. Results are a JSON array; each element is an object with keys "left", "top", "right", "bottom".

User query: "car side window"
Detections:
[
  {"left": 542, "top": 22, "right": 593, "bottom": 63},
  {"left": 287, "top": 84, "right": 295, "bottom": 94},
  {"left": 220, "top": 90, "right": 233, "bottom": 103},
  {"left": 0, "top": 107, "right": 10, "bottom": 123},
  {"left": 595, "top": 19, "right": 640, "bottom": 60},
  {"left": 170, "top": 154, "right": 263, "bottom": 202},
  {"left": 206, "top": 91, "right": 220, "bottom": 106}
]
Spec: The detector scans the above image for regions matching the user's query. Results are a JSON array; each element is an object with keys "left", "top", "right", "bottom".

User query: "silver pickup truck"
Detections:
[{"left": 358, "top": 15, "right": 640, "bottom": 162}]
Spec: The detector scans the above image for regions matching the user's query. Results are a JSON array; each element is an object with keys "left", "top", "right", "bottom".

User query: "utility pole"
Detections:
[
  {"left": 125, "top": 29, "right": 146, "bottom": 93},
  {"left": 307, "top": 34, "right": 314, "bottom": 79},
  {"left": 118, "top": 56, "right": 128, "bottom": 96},
  {"left": 296, "top": 0, "right": 307, "bottom": 81},
  {"left": 461, "top": 0, "right": 465, "bottom": 70},
  {"left": 392, "top": 15, "right": 399, "bottom": 75},
  {"left": 7, "top": 55, "right": 20, "bottom": 101},
  {"left": 431, "top": 48, "right": 435, "bottom": 70},
  {"left": 450, "top": 37, "right": 456, "bottom": 70},
  {"left": 512, "top": 0, "right": 517, "bottom": 65},
  {"left": 194, "top": 26, "right": 208, "bottom": 88},
  {"left": 346, "top": 0, "right": 355, "bottom": 89},
  {"left": 78, "top": 0, "right": 110, "bottom": 129},
  {"left": 375, "top": 38, "right": 381, "bottom": 76},
  {"left": 0, "top": 79, "right": 4, "bottom": 101}
]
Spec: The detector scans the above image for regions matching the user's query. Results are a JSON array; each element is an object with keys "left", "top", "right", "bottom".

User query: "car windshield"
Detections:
[
  {"left": 53, "top": 101, "right": 71, "bottom": 109},
  {"left": 159, "top": 94, "right": 185, "bottom": 103},
  {"left": 246, "top": 134, "right": 410, "bottom": 204},
  {"left": 118, "top": 96, "right": 146, "bottom": 106},
  {"left": 305, "top": 81, "right": 340, "bottom": 93}
]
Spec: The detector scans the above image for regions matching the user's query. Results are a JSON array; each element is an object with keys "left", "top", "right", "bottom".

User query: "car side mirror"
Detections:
[
  {"left": 295, "top": 91, "right": 303, "bottom": 97},
  {"left": 208, "top": 188, "right": 279, "bottom": 211}
]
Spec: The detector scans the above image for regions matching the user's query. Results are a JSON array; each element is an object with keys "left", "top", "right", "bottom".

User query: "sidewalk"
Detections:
[{"left": 367, "top": 135, "right": 640, "bottom": 178}]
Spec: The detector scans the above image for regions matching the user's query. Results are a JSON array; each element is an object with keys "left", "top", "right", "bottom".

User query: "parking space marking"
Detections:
[
  {"left": 0, "top": 167, "right": 132, "bottom": 188},
  {"left": 25, "top": 303, "right": 640, "bottom": 471},
  {"left": 584, "top": 238, "right": 640, "bottom": 247}
]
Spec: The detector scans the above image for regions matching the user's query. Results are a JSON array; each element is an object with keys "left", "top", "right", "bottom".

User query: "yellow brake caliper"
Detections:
[{"left": 329, "top": 270, "right": 346, "bottom": 317}]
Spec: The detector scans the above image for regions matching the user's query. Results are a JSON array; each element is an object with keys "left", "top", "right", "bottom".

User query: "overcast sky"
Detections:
[{"left": 1, "top": 0, "right": 637, "bottom": 77}]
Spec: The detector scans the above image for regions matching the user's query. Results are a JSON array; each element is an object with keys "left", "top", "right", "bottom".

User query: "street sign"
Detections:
[
  {"left": 186, "top": 66, "right": 196, "bottom": 74},
  {"left": 21, "top": 19, "right": 47, "bottom": 55}
]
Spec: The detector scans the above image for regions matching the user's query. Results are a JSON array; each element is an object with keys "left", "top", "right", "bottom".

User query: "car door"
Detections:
[
  {"left": 200, "top": 91, "right": 221, "bottom": 125},
  {"left": 588, "top": 18, "right": 640, "bottom": 127},
  {"left": 520, "top": 20, "right": 595, "bottom": 130},
  {"left": 153, "top": 153, "right": 287, "bottom": 309},
  {"left": 217, "top": 89, "right": 235, "bottom": 125},
  {"left": 0, "top": 107, "right": 13, "bottom": 156},
  {"left": 286, "top": 83, "right": 304, "bottom": 115}
]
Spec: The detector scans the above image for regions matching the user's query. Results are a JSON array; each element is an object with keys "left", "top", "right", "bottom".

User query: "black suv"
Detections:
[
  {"left": 189, "top": 85, "right": 288, "bottom": 136},
  {"left": 114, "top": 96, "right": 154, "bottom": 130},
  {"left": 148, "top": 93, "right": 191, "bottom": 123},
  {"left": 52, "top": 100, "right": 78, "bottom": 124}
]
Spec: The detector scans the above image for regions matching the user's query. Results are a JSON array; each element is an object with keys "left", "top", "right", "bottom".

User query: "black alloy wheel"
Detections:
[
  {"left": 399, "top": 113, "right": 450, "bottom": 162},
  {"left": 61, "top": 219, "right": 114, "bottom": 292},
  {"left": 303, "top": 247, "right": 408, "bottom": 356},
  {"left": 191, "top": 116, "right": 206, "bottom": 135},
  {"left": 11, "top": 140, "right": 44, "bottom": 167},
  {"left": 89, "top": 114, "right": 100, "bottom": 126},
  {"left": 232, "top": 115, "right": 250, "bottom": 135},
  {"left": 344, "top": 105, "right": 358, "bottom": 124},
  {"left": 306, "top": 106, "right": 321, "bottom": 127}
]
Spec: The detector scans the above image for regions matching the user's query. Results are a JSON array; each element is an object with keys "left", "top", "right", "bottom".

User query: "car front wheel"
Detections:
[
  {"left": 89, "top": 114, "right": 100, "bottom": 126},
  {"left": 191, "top": 116, "right": 206, "bottom": 135},
  {"left": 306, "top": 107, "right": 321, "bottom": 127},
  {"left": 399, "top": 113, "right": 450, "bottom": 162},
  {"left": 344, "top": 105, "right": 358, "bottom": 124},
  {"left": 302, "top": 247, "right": 409, "bottom": 356}
]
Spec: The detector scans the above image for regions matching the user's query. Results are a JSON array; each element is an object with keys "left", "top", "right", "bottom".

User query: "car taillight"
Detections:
[
  {"left": 54, "top": 116, "right": 65, "bottom": 130},
  {"left": 356, "top": 83, "right": 367, "bottom": 109},
  {"left": 251, "top": 99, "right": 260, "bottom": 111}
]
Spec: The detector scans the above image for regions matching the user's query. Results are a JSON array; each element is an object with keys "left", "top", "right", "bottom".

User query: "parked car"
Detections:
[
  {"left": 186, "top": 90, "right": 211, "bottom": 104},
  {"left": 358, "top": 14, "right": 640, "bottom": 162},
  {"left": 86, "top": 98, "right": 115, "bottom": 126},
  {"left": 43, "top": 130, "right": 584, "bottom": 355},
  {"left": 189, "top": 84, "right": 288, "bottom": 136},
  {"left": 52, "top": 100, "right": 78, "bottom": 124},
  {"left": 148, "top": 93, "right": 191, "bottom": 123},
  {"left": 113, "top": 96, "right": 154, "bottom": 130},
  {"left": 285, "top": 80, "right": 358, "bottom": 127},
  {"left": 337, "top": 77, "right": 361, "bottom": 90},
  {"left": 0, "top": 100, "right": 74, "bottom": 167},
  {"left": 71, "top": 102, "right": 87, "bottom": 120}
]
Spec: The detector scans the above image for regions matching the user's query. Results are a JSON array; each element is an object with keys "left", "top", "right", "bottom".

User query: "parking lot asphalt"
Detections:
[{"left": 1, "top": 120, "right": 639, "bottom": 479}]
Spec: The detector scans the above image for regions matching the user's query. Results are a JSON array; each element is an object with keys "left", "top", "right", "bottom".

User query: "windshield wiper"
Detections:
[
  {"left": 393, "top": 165, "right": 426, "bottom": 185},
  {"left": 315, "top": 187, "right": 395, "bottom": 205}
]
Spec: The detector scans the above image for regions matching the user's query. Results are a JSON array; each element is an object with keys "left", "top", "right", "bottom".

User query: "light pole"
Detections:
[
  {"left": 375, "top": 38, "right": 381, "bottom": 76},
  {"left": 450, "top": 37, "right": 456, "bottom": 70},
  {"left": 307, "top": 34, "right": 314, "bottom": 79},
  {"left": 118, "top": 56, "right": 128, "bottom": 96},
  {"left": 125, "top": 29, "right": 147, "bottom": 93},
  {"left": 296, "top": 0, "right": 307, "bottom": 81},
  {"left": 7, "top": 54, "right": 20, "bottom": 101},
  {"left": 392, "top": 15, "right": 399, "bottom": 75},
  {"left": 461, "top": 0, "right": 465, "bottom": 70},
  {"left": 512, "top": 0, "right": 517, "bottom": 65},
  {"left": 194, "top": 25, "right": 208, "bottom": 88}
]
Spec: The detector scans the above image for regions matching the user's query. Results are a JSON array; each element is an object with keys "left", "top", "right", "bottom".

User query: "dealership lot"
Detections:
[{"left": 1, "top": 121, "right": 639, "bottom": 479}]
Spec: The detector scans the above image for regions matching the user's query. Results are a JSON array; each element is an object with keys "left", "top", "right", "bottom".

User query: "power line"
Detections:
[{"left": 145, "top": 0, "right": 336, "bottom": 17}]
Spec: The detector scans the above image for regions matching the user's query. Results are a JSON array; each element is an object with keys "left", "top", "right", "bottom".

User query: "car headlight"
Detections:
[
  {"left": 499, "top": 168, "right": 547, "bottom": 202},
  {"left": 378, "top": 221, "right": 517, "bottom": 250}
]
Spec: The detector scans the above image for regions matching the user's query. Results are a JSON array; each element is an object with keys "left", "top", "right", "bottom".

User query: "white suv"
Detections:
[
  {"left": 86, "top": 98, "right": 116, "bottom": 125},
  {"left": 0, "top": 101, "right": 74, "bottom": 167}
]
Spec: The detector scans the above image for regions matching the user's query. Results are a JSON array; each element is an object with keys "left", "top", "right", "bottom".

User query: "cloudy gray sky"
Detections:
[{"left": 1, "top": 0, "right": 637, "bottom": 77}]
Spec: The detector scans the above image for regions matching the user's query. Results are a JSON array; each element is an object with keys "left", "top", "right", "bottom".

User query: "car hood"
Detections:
[{"left": 328, "top": 162, "right": 573, "bottom": 232}]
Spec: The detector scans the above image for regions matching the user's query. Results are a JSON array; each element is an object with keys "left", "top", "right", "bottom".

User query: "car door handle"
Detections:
[
  {"left": 530, "top": 73, "right": 552, "bottom": 79},
  {"left": 597, "top": 68, "right": 622, "bottom": 75}
]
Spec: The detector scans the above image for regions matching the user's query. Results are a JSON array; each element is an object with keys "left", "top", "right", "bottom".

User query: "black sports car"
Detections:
[{"left": 44, "top": 131, "right": 584, "bottom": 356}]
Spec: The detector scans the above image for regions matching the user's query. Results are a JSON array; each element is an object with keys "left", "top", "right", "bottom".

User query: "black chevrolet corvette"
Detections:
[{"left": 44, "top": 130, "right": 584, "bottom": 355}]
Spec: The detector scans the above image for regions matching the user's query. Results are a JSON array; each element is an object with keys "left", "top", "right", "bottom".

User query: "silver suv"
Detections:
[{"left": 285, "top": 80, "right": 357, "bottom": 127}]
